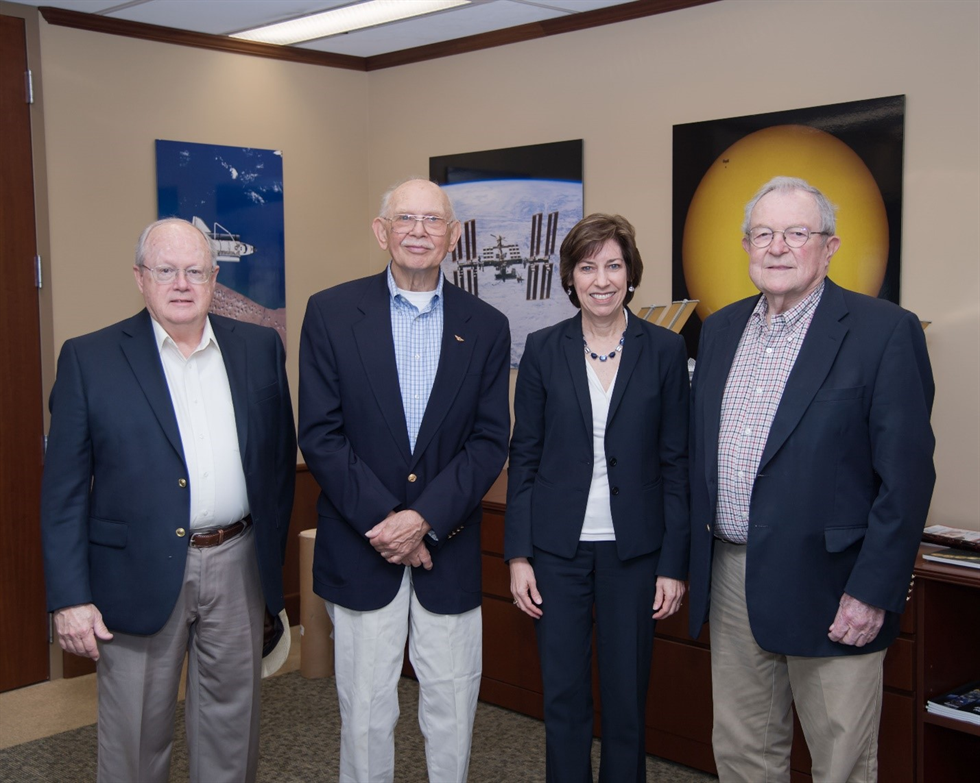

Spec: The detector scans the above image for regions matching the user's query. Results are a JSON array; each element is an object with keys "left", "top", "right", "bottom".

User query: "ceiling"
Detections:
[{"left": 13, "top": 0, "right": 643, "bottom": 58}]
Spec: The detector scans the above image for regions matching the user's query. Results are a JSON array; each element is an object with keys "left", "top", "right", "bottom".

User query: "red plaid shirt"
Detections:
[{"left": 715, "top": 283, "right": 824, "bottom": 543}]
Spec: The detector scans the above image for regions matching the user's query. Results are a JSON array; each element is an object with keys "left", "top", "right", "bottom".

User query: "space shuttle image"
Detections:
[{"left": 192, "top": 216, "right": 255, "bottom": 263}]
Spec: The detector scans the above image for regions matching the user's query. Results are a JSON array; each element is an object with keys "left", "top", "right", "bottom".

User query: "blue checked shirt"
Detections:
[
  {"left": 715, "top": 282, "right": 824, "bottom": 543},
  {"left": 387, "top": 265, "right": 444, "bottom": 454}
]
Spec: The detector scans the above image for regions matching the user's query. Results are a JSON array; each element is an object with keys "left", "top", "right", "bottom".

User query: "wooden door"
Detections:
[{"left": 0, "top": 13, "right": 49, "bottom": 692}]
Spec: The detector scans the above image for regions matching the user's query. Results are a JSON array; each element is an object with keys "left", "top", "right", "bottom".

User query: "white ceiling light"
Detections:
[{"left": 232, "top": 0, "right": 471, "bottom": 46}]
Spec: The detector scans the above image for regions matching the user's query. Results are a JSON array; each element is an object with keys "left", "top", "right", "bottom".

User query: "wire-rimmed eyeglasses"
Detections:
[
  {"left": 747, "top": 226, "right": 828, "bottom": 249},
  {"left": 139, "top": 264, "right": 215, "bottom": 285},
  {"left": 383, "top": 214, "right": 453, "bottom": 237}
]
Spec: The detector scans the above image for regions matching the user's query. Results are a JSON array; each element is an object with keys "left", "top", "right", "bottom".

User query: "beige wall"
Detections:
[
  {"left": 11, "top": 0, "right": 979, "bottom": 528},
  {"left": 24, "top": 13, "right": 372, "bottom": 391},
  {"left": 366, "top": 0, "right": 980, "bottom": 528}
]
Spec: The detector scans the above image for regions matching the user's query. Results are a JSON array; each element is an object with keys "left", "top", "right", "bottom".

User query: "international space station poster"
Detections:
[
  {"left": 431, "top": 140, "right": 583, "bottom": 368},
  {"left": 155, "top": 139, "right": 287, "bottom": 345}
]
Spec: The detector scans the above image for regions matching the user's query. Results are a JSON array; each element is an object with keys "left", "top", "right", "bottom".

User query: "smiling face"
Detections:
[
  {"left": 372, "top": 180, "right": 460, "bottom": 292},
  {"left": 133, "top": 221, "right": 217, "bottom": 340},
  {"left": 573, "top": 237, "right": 629, "bottom": 327},
  {"left": 743, "top": 188, "right": 840, "bottom": 315}
]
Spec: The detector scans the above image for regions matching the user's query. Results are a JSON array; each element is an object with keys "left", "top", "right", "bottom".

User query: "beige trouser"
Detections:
[
  {"left": 96, "top": 525, "right": 265, "bottom": 783},
  {"left": 709, "top": 540, "right": 886, "bottom": 783},
  {"left": 326, "top": 566, "right": 482, "bottom": 783}
]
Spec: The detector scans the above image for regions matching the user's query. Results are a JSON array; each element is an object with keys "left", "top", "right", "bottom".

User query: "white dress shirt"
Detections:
[{"left": 151, "top": 317, "right": 249, "bottom": 530}]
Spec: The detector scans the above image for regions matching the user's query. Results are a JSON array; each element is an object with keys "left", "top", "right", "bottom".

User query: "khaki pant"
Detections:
[{"left": 709, "top": 540, "right": 885, "bottom": 783}]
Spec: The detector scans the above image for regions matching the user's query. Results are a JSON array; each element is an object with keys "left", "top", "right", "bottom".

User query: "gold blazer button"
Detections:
[
  {"left": 178, "top": 478, "right": 188, "bottom": 488},
  {"left": 176, "top": 528, "right": 187, "bottom": 538},
  {"left": 407, "top": 473, "right": 417, "bottom": 483}
]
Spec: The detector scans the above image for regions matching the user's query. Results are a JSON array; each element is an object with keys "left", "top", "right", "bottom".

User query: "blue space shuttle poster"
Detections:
[{"left": 155, "top": 139, "right": 286, "bottom": 344}]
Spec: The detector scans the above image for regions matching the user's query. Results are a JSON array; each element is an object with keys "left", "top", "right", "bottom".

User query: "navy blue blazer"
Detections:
[
  {"left": 688, "top": 279, "right": 935, "bottom": 656},
  {"left": 297, "top": 271, "right": 510, "bottom": 615},
  {"left": 505, "top": 311, "right": 690, "bottom": 579},
  {"left": 41, "top": 310, "right": 296, "bottom": 636}
]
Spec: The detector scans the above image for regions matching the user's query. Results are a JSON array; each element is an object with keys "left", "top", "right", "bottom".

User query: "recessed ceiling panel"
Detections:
[
  {"left": 105, "top": 1, "right": 349, "bottom": 36},
  {"left": 297, "top": 0, "right": 565, "bottom": 57}
]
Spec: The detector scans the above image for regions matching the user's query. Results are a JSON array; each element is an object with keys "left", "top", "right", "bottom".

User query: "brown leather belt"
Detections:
[{"left": 189, "top": 515, "right": 252, "bottom": 548}]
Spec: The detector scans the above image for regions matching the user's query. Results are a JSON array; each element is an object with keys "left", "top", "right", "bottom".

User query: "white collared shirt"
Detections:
[{"left": 150, "top": 317, "right": 250, "bottom": 530}]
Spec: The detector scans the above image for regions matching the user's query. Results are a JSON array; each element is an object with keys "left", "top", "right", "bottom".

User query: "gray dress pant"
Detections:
[{"left": 95, "top": 525, "right": 265, "bottom": 783}]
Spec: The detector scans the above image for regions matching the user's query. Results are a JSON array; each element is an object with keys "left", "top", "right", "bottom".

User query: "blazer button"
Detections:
[
  {"left": 178, "top": 478, "right": 187, "bottom": 488},
  {"left": 407, "top": 473, "right": 417, "bottom": 483},
  {"left": 176, "top": 528, "right": 187, "bottom": 537},
  {"left": 611, "top": 487, "right": 619, "bottom": 495},
  {"left": 705, "top": 524, "right": 711, "bottom": 531},
  {"left": 608, "top": 457, "right": 617, "bottom": 467}
]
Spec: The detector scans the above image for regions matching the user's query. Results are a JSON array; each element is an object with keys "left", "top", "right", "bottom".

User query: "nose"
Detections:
[
  {"left": 172, "top": 269, "right": 192, "bottom": 288},
  {"left": 408, "top": 217, "right": 426, "bottom": 236},
  {"left": 769, "top": 231, "right": 789, "bottom": 254}
]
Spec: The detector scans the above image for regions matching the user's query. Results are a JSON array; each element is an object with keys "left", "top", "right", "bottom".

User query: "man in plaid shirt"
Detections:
[{"left": 687, "top": 177, "right": 935, "bottom": 783}]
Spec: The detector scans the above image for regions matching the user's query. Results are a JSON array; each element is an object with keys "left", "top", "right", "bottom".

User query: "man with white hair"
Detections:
[
  {"left": 688, "top": 177, "right": 935, "bottom": 782},
  {"left": 42, "top": 217, "right": 295, "bottom": 783},
  {"left": 299, "top": 179, "right": 510, "bottom": 783}
]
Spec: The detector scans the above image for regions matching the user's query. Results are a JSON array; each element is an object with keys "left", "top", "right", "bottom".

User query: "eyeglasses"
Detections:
[
  {"left": 747, "top": 226, "right": 828, "bottom": 249},
  {"left": 140, "top": 264, "right": 214, "bottom": 285},
  {"left": 383, "top": 214, "right": 453, "bottom": 236}
]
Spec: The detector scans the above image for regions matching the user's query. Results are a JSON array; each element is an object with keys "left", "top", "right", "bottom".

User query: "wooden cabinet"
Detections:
[
  {"left": 914, "top": 547, "right": 980, "bottom": 782},
  {"left": 478, "top": 474, "right": 975, "bottom": 781}
]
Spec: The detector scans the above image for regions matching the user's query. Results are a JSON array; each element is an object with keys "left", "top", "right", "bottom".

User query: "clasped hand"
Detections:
[{"left": 366, "top": 509, "right": 433, "bottom": 570}]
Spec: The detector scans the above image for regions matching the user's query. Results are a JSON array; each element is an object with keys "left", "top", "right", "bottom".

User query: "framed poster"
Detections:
[
  {"left": 156, "top": 140, "right": 286, "bottom": 343},
  {"left": 431, "top": 140, "right": 583, "bottom": 368}
]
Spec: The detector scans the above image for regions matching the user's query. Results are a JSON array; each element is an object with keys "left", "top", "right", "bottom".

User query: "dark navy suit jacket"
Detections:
[
  {"left": 504, "top": 311, "right": 690, "bottom": 578},
  {"left": 688, "top": 279, "right": 935, "bottom": 656},
  {"left": 41, "top": 310, "right": 296, "bottom": 636},
  {"left": 297, "top": 271, "right": 510, "bottom": 615}
]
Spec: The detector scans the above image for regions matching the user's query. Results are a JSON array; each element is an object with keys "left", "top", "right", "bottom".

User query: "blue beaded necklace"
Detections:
[{"left": 583, "top": 310, "right": 627, "bottom": 362}]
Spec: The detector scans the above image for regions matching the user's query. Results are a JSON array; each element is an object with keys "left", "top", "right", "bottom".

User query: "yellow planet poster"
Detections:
[{"left": 672, "top": 96, "right": 904, "bottom": 356}]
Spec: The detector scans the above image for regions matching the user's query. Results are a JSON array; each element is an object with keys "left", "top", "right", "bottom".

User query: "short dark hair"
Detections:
[{"left": 559, "top": 213, "right": 642, "bottom": 308}]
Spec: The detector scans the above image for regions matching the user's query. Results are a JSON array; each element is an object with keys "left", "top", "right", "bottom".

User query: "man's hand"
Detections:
[
  {"left": 652, "top": 576, "right": 685, "bottom": 620},
  {"left": 366, "top": 510, "right": 431, "bottom": 564},
  {"left": 407, "top": 542, "right": 433, "bottom": 570},
  {"left": 828, "top": 593, "right": 885, "bottom": 647},
  {"left": 54, "top": 604, "right": 113, "bottom": 660}
]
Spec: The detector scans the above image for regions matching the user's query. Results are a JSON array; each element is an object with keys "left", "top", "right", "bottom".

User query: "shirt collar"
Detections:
[
  {"left": 752, "top": 280, "right": 825, "bottom": 331},
  {"left": 386, "top": 263, "right": 444, "bottom": 308},
  {"left": 149, "top": 315, "right": 219, "bottom": 357}
]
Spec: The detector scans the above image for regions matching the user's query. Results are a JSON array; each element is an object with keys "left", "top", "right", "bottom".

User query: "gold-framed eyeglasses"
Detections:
[
  {"left": 384, "top": 214, "right": 453, "bottom": 237},
  {"left": 747, "top": 226, "right": 828, "bottom": 249},
  {"left": 140, "top": 264, "right": 215, "bottom": 285}
]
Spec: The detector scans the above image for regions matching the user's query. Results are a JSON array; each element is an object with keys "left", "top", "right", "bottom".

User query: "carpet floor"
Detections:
[{"left": 0, "top": 673, "right": 717, "bottom": 782}]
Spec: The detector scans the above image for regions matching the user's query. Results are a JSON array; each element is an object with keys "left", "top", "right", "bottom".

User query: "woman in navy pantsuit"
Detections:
[{"left": 505, "top": 214, "right": 690, "bottom": 783}]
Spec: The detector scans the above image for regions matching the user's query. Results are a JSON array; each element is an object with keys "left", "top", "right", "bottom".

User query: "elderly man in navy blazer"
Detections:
[
  {"left": 41, "top": 218, "right": 296, "bottom": 783},
  {"left": 298, "top": 179, "right": 510, "bottom": 783},
  {"left": 688, "top": 177, "right": 935, "bottom": 783}
]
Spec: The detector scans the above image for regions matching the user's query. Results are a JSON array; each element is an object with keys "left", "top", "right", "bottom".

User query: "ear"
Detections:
[
  {"left": 446, "top": 220, "right": 462, "bottom": 254},
  {"left": 741, "top": 236, "right": 751, "bottom": 254},
  {"left": 825, "top": 235, "right": 841, "bottom": 259},
  {"left": 133, "top": 265, "right": 145, "bottom": 294},
  {"left": 372, "top": 217, "right": 389, "bottom": 251}
]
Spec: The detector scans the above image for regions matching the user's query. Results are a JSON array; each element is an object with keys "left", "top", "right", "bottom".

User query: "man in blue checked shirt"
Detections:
[{"left": 298, "top": 178, "right": 510, "bottom": 783}]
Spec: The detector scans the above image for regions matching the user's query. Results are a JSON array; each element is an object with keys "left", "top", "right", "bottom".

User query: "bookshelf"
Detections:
[{"left": 914, "top": 546, "right": 980, "bottom": 782}]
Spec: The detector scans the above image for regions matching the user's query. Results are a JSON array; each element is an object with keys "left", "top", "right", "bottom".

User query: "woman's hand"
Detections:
[
  {"left": 652, "top": 576, "right": 685, "bottom": 620},
  {"left": 509, "top": 557, "right": 543, "bottom": 619}
]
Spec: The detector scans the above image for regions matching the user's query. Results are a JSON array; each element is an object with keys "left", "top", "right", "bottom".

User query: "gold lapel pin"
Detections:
[{"left": 455, "top": 334, "right": 465, "bottom": 342}]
